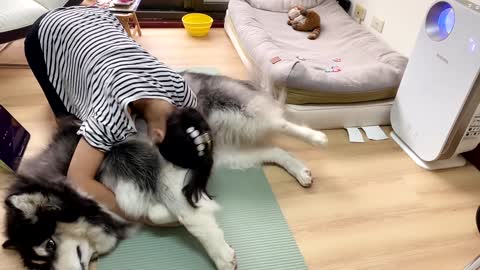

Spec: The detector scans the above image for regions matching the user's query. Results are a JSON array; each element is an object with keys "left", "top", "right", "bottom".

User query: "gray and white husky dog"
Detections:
[{"left": 2, "top": 72, "right": 328, "bottom": 270}]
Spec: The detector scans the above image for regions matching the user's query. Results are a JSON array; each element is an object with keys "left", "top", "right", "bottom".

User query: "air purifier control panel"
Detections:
[
  {"left": 457, "top": 0, "right": 480, "bottom": 12},
  {"left": 457, "top": 112, "right": 480, "bottom": 157},
  {"left": 465, "top": 115, "right": 480, "bottom": 138}
]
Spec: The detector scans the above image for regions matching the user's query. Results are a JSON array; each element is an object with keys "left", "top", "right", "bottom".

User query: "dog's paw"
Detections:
[
  {"left": 310, "top": 131, "right": 328, "bottom": 147},
  {"left": 295, "top": 167, "right": 313, "bottom": 188},
  {"left": 214, "top": 245, "right": 237, "bottom": 270}
]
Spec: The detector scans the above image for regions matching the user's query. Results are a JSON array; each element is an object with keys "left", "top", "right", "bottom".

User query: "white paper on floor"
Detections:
[
  {"left": 361, "top": 126, "right": 389, "bottom": 141},
  {"left": 346, "top": 127, "right": 365, "bottom": 143}
]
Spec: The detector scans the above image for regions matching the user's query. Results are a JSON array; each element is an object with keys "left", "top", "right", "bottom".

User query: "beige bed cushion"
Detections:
[{"left": 285, "top": 87, "right": 397, "bottom": 105}]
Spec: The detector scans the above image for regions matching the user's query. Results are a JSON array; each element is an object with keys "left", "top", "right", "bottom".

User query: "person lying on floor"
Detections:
[{"left": 24, "top": 6, "right": 197, "bottom": 224}]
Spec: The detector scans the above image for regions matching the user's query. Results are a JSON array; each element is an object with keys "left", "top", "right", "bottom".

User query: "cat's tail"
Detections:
[{"left": 308, "top": 27, "right": 321, "bottom": 40}]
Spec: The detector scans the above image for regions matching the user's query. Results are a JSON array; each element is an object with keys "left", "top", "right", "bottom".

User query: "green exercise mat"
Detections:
[{"left": 97, "top": 168, "right": 307, "bottom": 270}]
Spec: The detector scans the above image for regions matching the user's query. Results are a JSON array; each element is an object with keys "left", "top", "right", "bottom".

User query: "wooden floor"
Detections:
[{"left": 1, "top": 29, "right": 480, "bottom": 270}]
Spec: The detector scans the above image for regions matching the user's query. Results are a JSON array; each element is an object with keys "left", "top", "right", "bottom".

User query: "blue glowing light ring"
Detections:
[{"left": 426, "top": 1, "right": 455, "bottom": 41}]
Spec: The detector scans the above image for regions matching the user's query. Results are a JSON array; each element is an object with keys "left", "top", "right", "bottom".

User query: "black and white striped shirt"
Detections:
[{"left": 38, "top": 7, "right": 197, "bottom": 151}]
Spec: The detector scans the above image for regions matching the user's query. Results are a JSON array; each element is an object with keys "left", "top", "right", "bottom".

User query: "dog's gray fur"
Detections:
[{"left": 3, "top": 72, "right": 328, "bottom": 270}]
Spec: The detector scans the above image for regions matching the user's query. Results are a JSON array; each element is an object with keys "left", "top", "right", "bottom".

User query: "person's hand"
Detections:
[
  {"left": 79, "top": 0, "right": 96, "bottom": 6},
  {"left": 149, "top": 120, "right": 167, "bottom": 144},
  {"left": 132, "top": 98, "right": 175, "bottom": 144}
]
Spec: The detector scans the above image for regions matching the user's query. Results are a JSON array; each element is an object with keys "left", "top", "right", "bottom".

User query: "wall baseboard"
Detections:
[{"left": 139, "top": 19, "right": 224, "bottom": 28}]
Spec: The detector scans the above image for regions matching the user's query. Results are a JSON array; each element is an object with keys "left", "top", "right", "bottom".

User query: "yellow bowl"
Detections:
[{"left": 182, "top": 13, "right": 213, "bottom": 37}]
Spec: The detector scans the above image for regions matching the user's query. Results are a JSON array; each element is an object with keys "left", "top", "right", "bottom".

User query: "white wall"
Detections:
[{"left": 349, "top": 0, "right": 436, "bottom": 57}]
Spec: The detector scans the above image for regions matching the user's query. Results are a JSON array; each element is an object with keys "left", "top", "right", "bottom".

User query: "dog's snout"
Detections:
[{"left": 53, "top": 238, "right": 94, "bottom": 270}]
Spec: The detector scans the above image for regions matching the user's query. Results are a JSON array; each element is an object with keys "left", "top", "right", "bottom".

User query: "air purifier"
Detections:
[{"left": 390, "top": 0, "right": 480, "bottom": 170}]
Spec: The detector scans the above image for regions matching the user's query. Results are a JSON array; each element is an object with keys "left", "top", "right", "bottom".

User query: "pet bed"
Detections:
[
  {"left": 227, "top": 0, "right": 407, "bottom": 105},
  {"left": 225, "top": 0, "right": 408, "bottom": 128},
  {"left": 97, "top": 168, "right": 307, "bottom": 270}
]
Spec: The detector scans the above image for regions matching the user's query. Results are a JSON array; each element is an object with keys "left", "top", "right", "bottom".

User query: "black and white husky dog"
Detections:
[{"left": 2, "top": 72, "right": 328, "bottom": 270}]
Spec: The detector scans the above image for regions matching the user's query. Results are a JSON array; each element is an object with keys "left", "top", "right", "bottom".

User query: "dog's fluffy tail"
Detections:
[
  {"left": 274, "top": 86, "right": 288, "bottom": 108},
  {"left": 263, "top": 73, "right": 287, "bottom": 110},
  {"left": 54, "top": 116, "right": 81, "bottom": 141},
  {"left": 18, "top": 116, "right": 82, "bottom": 178},
  {"left": 50, "top": 116, "right": 82, "bottom": 168}
]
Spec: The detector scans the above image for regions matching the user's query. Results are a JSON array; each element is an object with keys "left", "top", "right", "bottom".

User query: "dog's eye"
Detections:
[{"left": 45, "top": 239, "right": 56, "bottom": 253}]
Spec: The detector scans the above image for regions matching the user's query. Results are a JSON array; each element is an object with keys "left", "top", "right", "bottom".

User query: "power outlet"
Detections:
[
  {"left": 353, "top": 4, "right": 367, "bottom": 23},
  {"left": 371, "top": 16, "right": 385, "bottom": 33}
]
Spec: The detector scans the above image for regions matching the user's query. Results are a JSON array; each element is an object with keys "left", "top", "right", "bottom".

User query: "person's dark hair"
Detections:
[{"left": 157, "top": 108, "right": 214, "bottom": 207}]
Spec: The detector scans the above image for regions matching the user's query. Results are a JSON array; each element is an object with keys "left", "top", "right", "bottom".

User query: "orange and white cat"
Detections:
[{"left": 287, "top": 6, "right": 321, "bottom": 40}]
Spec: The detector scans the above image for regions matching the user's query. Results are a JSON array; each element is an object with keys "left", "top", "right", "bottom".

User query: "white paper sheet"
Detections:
[
  {"left": 346, "top": 127, "right": 365, "bottom": 143},
  {"left": 361, "top": 126, "right": 389, "bottom": 141}
]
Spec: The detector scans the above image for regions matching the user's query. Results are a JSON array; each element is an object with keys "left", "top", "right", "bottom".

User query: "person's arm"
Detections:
[
  {"left": 67, "top": 138, "right": 129, "bottom": 220},
  {"left": 68, "top": 138, "right": 180, "bottom": 226}
]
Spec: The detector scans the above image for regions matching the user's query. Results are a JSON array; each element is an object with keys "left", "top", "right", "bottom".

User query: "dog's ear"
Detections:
[
  {"left": 5, "top": 193, "right": 61, "bottom": 222},
  {"left": 2, "top": 239, "right": 16, "bottom": 250}
]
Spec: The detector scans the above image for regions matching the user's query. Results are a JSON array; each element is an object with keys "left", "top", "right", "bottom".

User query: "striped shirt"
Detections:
[{"left": 38, "top": 7, "right": 197, "bottom": 151}]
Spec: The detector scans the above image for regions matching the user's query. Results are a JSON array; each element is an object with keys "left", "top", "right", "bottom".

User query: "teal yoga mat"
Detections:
[{"left": 97, "top": 168, "right": 307, "bottom": 270}]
